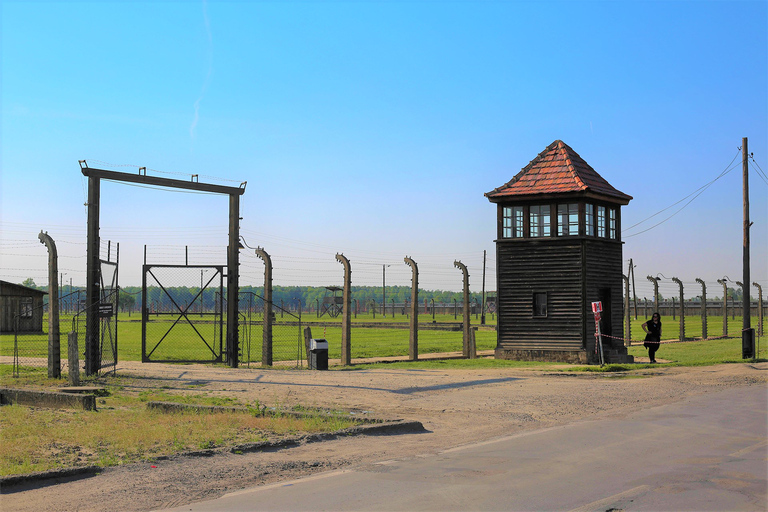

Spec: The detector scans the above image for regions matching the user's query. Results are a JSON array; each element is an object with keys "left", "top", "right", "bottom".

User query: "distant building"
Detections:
[
  {"left": 485, "top": 140, "right": 633, "bottom": 364},
  {"left": 0, "top": 280, "right": 47, "bottom": 333}
]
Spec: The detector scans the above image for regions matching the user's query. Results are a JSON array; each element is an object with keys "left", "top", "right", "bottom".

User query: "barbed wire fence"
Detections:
[{"left": 2, "top": 219, "right": 766, "bottom": 372}]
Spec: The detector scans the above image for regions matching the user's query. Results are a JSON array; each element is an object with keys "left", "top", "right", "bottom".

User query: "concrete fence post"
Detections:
[
  {"left": 717, "top": 279, "right": 728, "bottom": 336},
  {"left": 672, "top": 277, "right": 685, "bottom": 341},
  {"left": 335, "top": 253, "right": 352, "bottom": 365},
  {"left": 753, "top": 282, "right": 763, "bottom": 336},
  {"left": 404, "top": 256, "right": 419, "bottom": 361},
  {"left": 67, "top": 331, "right": 80, "bottom": 386},
  {"left": 622, "top": 274, "right": 631, "bottom": 346},
  {"left": 254, "top": 247, "right": 273, "bottom": 367},
  {"left": 454, "top": 260, "right": 474, "bottom": 358},
  {"left": 695, "top": 278, "right": 707, "bottom": 339},
  {"left": 38, "top": 231, "right": 61, "bottom": 379},
  {"left": 303, "top": 326, "right": 312, "bottom": 365},
  {"left": 647, "top": 276, "right": 660, "bottom": 314}
]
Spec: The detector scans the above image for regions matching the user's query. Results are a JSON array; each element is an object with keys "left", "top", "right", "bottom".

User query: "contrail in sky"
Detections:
[{"left": 190, "top": 0, "right": 213, "bottom": 141}]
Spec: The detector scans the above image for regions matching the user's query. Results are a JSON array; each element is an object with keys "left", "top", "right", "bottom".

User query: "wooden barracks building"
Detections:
[{"left": 486, "top": 140, "right": 633, "bottom": 364}]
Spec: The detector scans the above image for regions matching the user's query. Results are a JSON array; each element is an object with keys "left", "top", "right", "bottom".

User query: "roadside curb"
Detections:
[
  {"left": 0, "top": 465, "right": 102, "bottom": 490},
  {"left": 0, "top": 417, "right": 425, "bottom": 491}
]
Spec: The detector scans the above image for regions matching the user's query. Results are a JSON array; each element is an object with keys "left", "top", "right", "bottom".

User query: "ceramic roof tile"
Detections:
[{"left": 485, "top": 140, "right": 632, "bottom": 203}]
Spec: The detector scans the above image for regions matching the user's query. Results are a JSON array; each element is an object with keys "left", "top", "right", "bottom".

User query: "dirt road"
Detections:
[{"left": 3, "top": 360, "right": 767, "bottom": 511}]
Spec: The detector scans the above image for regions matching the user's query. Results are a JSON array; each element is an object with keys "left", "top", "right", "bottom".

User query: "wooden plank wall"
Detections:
[
  {"left": 496, "top": 240, "right": 584, "bottom": 351},
  {"left": 584, "top": 241, "right": 624, "bottom": 351}
]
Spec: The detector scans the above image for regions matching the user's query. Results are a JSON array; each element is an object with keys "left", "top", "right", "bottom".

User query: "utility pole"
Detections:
[{"left": 742, "top": 137, "right": 754, "bottom": 359}]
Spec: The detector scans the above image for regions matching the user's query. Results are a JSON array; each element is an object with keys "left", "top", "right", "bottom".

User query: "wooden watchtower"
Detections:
[{"left": 485, "top": 140, "right": 633, "bottom": 364}]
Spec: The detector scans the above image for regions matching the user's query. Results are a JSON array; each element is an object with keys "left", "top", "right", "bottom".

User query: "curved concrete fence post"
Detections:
[
  {"left": 404, "top": 256, "right": 419, "bottom": 360},
  {"left": 254, "top": 247, "right": 273, "bottom": 367},
  {"left": 454, "top": 260, "right": 474, "bottom": 358},
  {"left": 672, "top": 277, "right": 685, "bottom": 341},
  {"left": 335, "top": 253, "right": 351, "bottom": 365},
  {"left": 38, "top": 231, "right": 60, "bottom": 378},
  {"left": 695, "top": 279, "right": 708, "bottom": 339}
]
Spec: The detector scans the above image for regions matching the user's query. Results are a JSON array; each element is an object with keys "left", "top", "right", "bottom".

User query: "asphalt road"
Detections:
[{"left": 163, "top": 385, "right": 768, "bottom": 512}]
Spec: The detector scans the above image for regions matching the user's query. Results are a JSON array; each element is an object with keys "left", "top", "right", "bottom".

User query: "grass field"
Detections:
[
  {"left": 1, "top": 312, "right": 498, "bottom": 364},
  {"left": 627, "top": 314, "right": 761, "bottom": 342},
  {"left": 2, "top": 311, "right": 764, "bottom": 368}
]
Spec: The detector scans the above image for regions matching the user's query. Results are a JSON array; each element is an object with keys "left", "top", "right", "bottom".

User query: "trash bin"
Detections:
[{"left": 309, "top": 338, "right": 329, "bottom": 370}]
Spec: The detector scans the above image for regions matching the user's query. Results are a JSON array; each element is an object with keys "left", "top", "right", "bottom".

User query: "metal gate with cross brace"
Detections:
[
  {"left": 141, "top": 265, "right": 224, "bottom": 363},
  {"left": 97, "top": 258, "right": 119, "bottom": 373}
]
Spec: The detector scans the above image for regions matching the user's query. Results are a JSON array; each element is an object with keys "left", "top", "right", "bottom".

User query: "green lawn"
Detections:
[
  {"left": 627, "top": 314, "right": 763, "bottom": 342},
  {"left": 1, "top": 312, "right": 497, "bottom": 365},
  {"left": 4, "top": 310, "right": 764, "bottom": 370}
]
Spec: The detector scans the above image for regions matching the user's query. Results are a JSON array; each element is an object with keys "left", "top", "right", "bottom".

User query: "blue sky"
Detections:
[{"left": 2, "top": 0, "right": 766, "bottom": 297}]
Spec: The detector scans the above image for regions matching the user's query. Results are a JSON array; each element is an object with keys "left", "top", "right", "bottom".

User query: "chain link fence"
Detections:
[{"left": 142, "top": 265, "right": 224, "bottom": 363}]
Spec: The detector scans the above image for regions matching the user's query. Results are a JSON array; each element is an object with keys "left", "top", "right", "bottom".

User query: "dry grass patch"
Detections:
[{"left": 0, "top": 388, "right": 360, "bottom": 477}]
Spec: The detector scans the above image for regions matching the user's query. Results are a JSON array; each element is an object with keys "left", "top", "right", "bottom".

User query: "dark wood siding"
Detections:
[
  {"left": 0, "top": 295, "right": 45, "bottom": 333},
  {"left": 584, "top": 240, "right": 624, "bottom": 351},
  {"left": 497, "top": 239, "right": 584, "bottom": 351}
]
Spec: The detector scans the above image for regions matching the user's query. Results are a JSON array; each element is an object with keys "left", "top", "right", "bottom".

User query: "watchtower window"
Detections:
[
  {"left": 585, "top": 203, "right": 595, "bottom": 236},
  {"left": 530, "top": 205, "right": 550, "bottom": 238},
  {"left": 597, "top": 205, "right": 606, "bottom": 237},
  {"left": 557, "top": 203, "right": 579, "bottom": 236},
  {"left": 608, "top": 208, "right": 617, "bottom": 239},
  {"left": 502, "top": 206, "right": 524, "bottom": 238},
  {"left": 533, "top": 292, "right": 547, "bottom": 317}
]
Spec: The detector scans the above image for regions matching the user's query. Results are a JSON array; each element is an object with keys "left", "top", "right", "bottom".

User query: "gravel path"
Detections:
[{"left": 2, "top": 360, "right": 767, "bottom": 511}]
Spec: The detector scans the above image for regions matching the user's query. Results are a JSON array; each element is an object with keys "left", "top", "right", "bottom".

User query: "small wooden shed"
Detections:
[
  {"left": 0, "top": 280, "right": 47, "bottom": 333},
  {"left": 485, "top": 140, "right": 633, "bottom": 364}
]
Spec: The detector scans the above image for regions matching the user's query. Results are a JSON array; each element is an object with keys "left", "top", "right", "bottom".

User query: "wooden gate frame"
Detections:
[{"left": 80, "top": 162, "right": 245, "bottom": 373}]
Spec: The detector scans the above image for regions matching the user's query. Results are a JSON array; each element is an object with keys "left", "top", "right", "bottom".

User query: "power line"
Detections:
[
  {"left": 750, "top": 158, "right": 768, "bottom": 186},
  {"left": 624, "top": 151, "right": 742, "bottom": 238}
]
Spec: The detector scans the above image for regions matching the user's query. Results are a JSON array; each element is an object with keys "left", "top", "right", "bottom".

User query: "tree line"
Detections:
[{"left": 117, "top": 285, "right": 492, "bottom": 312}]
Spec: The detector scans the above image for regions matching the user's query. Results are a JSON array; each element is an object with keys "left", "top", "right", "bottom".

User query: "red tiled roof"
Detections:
[{"left": 485, "top": 140, "right": 632, "bottom": 203}]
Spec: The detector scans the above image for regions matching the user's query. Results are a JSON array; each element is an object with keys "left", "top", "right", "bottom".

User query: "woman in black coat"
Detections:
[{"left": 642, "top": 312, "right": 662, "bottom": 363}]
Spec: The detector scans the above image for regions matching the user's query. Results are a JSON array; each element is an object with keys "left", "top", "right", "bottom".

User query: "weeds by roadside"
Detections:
[{"left": 0, "top": 374, "right": 361, "bottom": 477}]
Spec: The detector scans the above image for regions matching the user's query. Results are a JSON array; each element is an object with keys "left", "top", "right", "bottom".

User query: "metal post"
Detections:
[
  {"left": 141, "top": 265, "right": 148, "bottom": 362},
  {"left": 404, "top": 256, "right": 418, "bottom": 360}
]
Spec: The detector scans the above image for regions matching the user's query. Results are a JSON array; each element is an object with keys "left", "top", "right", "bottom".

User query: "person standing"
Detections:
[{"left": 642, "top": 312, "right": 662, "bottom": 363}]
